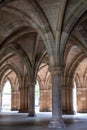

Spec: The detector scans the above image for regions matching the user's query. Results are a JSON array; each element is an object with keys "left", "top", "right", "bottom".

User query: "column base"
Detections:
[
  {"left": 28, "top": 112, "right": 36, "bottom": 117},
  {"left": 48, "top": 117, "right": 66, "bottom": 128}
]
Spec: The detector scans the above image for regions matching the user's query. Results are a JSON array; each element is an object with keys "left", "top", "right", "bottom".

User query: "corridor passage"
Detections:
[{"left": 0, "top": 112, "right": 87, "bottom": 130}]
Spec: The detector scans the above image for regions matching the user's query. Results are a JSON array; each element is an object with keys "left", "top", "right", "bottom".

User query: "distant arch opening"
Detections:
[
  {"left": 35, "top": 80, "right": 40, "bottom": 112},
  {"left": 73, "top": 81, "right": 77, "bottom": 114},
  {"left": 2, "top": 80, "right": 12, "bottom": 112}
]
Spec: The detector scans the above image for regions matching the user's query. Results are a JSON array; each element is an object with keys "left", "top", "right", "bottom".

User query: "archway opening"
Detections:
[
  {"left": 2, "top": 80, "right": 12, "bottom": 112},
  {"left": 35, "top": 80, "right": 40, "bottom": 113},
  {"left": 73, "top": 80, "right": 77, "bottom": 114},
  {"left": 74, "top": 58, "right": 87, "bottom": 114}
]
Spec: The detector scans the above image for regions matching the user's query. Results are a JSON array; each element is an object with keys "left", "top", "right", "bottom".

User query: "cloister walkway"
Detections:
[{"left": 0, "top": 112, "right": 87, "bottom": 130}]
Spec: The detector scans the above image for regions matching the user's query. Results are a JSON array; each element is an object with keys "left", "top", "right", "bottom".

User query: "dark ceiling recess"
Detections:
[{"left": 0, "top": 0, "right": 5, "bottom": 4}]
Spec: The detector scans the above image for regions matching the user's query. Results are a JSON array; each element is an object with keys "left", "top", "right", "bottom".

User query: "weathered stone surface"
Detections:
[{"left": 0, "top": 0, "right": 87, "bottom": 128}]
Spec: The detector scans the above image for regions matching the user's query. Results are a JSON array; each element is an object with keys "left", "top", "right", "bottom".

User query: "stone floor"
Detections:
[{"left": 0, "top": 112, "right": 87, "bottom": 130}]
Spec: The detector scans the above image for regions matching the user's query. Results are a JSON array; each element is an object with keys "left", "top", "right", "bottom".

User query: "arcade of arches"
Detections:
[{"left": 0, "top": 0, "right": 87, "bottom": 129}]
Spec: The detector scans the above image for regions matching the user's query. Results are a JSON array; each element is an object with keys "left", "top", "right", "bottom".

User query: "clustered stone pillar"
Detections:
[
  {"left": 62, "top": 86, "right": 74, "bottom": 114},
  {"left": 0, "top": 91, "right": 2, "bottom": 111},
  {"left": 40, "top": 88, "right": 52, "bottom": 112},
  {"left": 0, "top": 82, "right": 2, "bottom": 111},
  {"left": 48, "top": 66, "right": 65, "bottom": 128},
  {"left": 77, "top": 87, "right": 87, "bottom": 113},
  {"left": 19, "top": 84, "right": 29, "bottom": 113},
  {"left": 24, "top": 87, "right": 29, "bottom": 112},
  {"left": 11, "top": 90, "right": 20, "bottom": 111},
  {"left": 19, "top": 87, "right": 26, "bottom": 112},
  {"left": 28, "top": 81, "right": 36, "bottom": 117}
]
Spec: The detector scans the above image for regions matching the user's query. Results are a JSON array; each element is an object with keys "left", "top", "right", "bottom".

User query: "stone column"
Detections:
[
  {"left": 19, "top": 87, "right": 25, "bottom": 112},
  {"left": 28, "top": 82, "right": 36, "bottom": 117},
  {"left": 62, "top": 86, "right": 74, "bottom": 114},
  {"left": 19, "top": 86, "right": 29, "bottom": 113},
  {"left": 0, "top": 81, "right": 2, "bottom": 111},
  {"left": 40, "top": 89, "right": 52, "bottom": 112},
  {"left": 24, "top": 86, "right": 29, "bottom": 113},
  {"left": 48, "top": 66, "right": 65, "bottom": 128},
  {"left": 0, "top": 91, "right": 2, "bottom": 111},
  {"left": 77, "top": 87, "right": 87, "bottom": 113},
  {"left": 11, "top": 90, "right": 20, "bottom": 111}
]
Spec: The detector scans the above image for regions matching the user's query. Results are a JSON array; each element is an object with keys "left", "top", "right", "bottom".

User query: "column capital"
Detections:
[{"left": 49, "top": 66, "right": 63, "bottom": 75}]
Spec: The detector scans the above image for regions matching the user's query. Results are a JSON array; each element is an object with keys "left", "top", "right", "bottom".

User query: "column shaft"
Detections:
[
  {"left": 62, "top": 87, "right": 74, "bottom": 114},
  {"left": 28, "top": 82, "right": 35, "bottom": 117},
  {"left": 0, "top": 91, "right": 2, "bottom": 111},
  {"left": 48, "top": 66, "right": 65, "bottom": 128},
  {"left": 19, "top": 88, "right": 26, "bottom": 112}
]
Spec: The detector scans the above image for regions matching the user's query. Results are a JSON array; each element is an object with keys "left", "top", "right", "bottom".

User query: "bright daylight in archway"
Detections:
[
  {"left": 35, "top": 80, "right": 40, "bottom": 112},
  {"left": 2, "top": 80, "right": 11, "bottom": 112}
]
